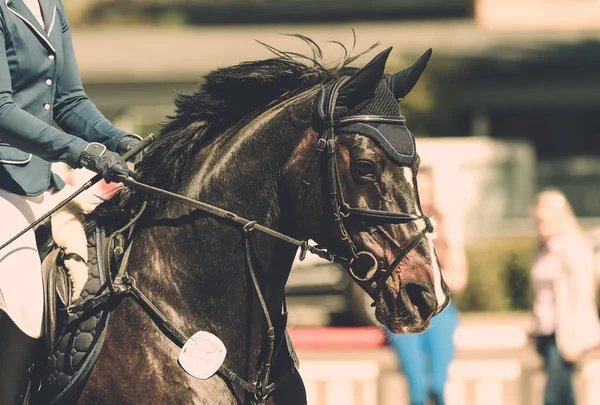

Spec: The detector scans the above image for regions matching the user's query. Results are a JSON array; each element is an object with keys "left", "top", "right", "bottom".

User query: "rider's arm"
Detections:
[
  {"left": 52, "top": 1, "right": 129, "bottom": 153},
  {"left": 0, "top": 15, "right": 87, "bottom": 167}
]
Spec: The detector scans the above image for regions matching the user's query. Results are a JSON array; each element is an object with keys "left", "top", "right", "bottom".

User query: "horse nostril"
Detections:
[{"left": 403, "top": 282, "right": 437, "bottom": 321}]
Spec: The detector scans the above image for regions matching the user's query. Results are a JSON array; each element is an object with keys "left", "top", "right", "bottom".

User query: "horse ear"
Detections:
[
  {"left": 389, "top": 48, "right": 432, "bottom": 100},
  {"left": 337, "top": 47, "right": 392, "bottom": 106}
]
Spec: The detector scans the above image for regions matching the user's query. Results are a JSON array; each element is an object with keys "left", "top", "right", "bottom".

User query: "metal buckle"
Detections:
[
  {"left": 340, "top": 203, "right": 351, "bottom": 218},
  {"left": 326, "top": 139, "right": 335, "bottom": 154},
  {"left": 348, "top": 251, "right": 379, "bottom": 282},
  {"left": 316, "top": 138, "right": 327, "bottom": 152}
]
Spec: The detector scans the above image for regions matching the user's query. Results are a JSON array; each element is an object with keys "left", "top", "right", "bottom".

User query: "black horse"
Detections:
[{"left": 78, "top": 42, "right": 449, "bottom": 404}]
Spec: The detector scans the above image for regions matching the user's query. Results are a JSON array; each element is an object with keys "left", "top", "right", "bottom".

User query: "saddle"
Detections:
[{"left": 33, "top": 222, "right": 131, "bottom": 405}]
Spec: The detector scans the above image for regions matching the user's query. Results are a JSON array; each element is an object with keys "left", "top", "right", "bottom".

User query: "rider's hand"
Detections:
[
  {"left": 117, "top": 134, "right": 142, "bottom": 156},
  {"left": 78, "top": 142, "right": 131, "bottom": 183}
]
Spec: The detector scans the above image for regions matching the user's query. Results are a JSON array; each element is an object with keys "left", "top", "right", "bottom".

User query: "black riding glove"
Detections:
[
  {"left": 78, "top": 142, "right": 131, "bottom": 183},
  {"left": 117, "top": 134, "right": 143, "bottom": 156}
]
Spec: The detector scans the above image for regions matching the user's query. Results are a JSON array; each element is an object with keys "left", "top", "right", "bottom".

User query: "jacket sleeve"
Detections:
[
  {"left": 52, "top": 2, "right": 129, "bottom": 153},
  {"left": 0, "top": 15, "right": 87, "bottom": 167}
]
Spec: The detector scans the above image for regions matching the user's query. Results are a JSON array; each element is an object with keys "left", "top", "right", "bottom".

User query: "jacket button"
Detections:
[
  {"left": 45, "top": 79, "right": 52, "bottom": 86},
  {"left": 48, "top": 54, "right": 55, "bottom": 61},
  {"left": 44, "top": 104, "right": 50, "bottom": 111}
]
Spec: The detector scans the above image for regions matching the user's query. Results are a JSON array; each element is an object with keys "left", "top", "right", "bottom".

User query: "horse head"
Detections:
[{"left": 293, "top": 47, "right": 449, "bottom": 334}]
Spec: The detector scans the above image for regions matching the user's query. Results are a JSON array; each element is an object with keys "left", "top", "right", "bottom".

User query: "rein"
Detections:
[{"left": 122, "top": 178, "right": 345, "bottom": 265}]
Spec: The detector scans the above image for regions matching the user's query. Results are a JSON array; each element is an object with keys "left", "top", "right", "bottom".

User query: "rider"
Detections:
[{"left": 0, "top": 1, "right": 140, "bottom": 403}]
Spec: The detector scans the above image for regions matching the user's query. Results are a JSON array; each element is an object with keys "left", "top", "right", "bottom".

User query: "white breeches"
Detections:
[{"left": 0, "top": 187, "right": 74, "bottom": 338}]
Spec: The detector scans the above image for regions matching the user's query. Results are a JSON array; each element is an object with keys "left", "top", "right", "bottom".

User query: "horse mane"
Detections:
[{"left": 91, "top": 36, "right": 377, "bottom": 227}]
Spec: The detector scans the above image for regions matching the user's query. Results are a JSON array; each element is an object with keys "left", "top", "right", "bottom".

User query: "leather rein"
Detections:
[{"left": 68, "top": 77, "right": 433, "bottom": 404}]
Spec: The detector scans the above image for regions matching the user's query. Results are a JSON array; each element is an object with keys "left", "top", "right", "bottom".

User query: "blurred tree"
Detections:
[
  {"left": 455, "top": 237, "right": 536, "bottom": 312},
  {"left": 503, "top": 253, "right": 532, "bottom": 310},
  {"left": 384, "top": 54, "right": 466, "bottom": 138},
  {"left": 74, "top": 0, "right": 471, "bottom": 27}
]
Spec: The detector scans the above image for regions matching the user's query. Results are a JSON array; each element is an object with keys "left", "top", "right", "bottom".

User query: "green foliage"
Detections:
[
  {"left": 454, "top": 237, "right": 537, "bottom": 312},
  {"left": 503, "top": 252, "right": 533, "bottom": 310},
  {"left": 385, "top": 54, "right": 466, "bottom": 138}
]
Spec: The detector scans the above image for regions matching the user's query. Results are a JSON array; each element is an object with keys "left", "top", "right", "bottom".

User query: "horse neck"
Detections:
[{"left": 128, "top": 90, "right": 315, "bottom": 384}]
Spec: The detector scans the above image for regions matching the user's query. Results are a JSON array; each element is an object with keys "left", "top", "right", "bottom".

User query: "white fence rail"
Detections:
[{"left": 294, "top": 316, "right": 600, "bottom": 405}]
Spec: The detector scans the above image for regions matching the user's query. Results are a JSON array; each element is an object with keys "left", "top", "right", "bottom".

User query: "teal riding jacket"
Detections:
[{"left": 0, "top": 0, "right": 129, "bottom": 196}]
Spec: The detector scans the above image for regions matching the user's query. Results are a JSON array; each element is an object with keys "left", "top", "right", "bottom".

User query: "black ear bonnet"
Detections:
[{"left": 314, "top": 78, "right": 416, "bottom": 167}]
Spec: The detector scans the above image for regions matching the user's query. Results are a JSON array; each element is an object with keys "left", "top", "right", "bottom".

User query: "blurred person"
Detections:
[
  {"left": 0, "top": 1, "right": 141, "bottom": 403},
  {"left": 531, "top": 188, "right": 600, "bottom": 405},
  {"left": 385, "top": 168, "right": 468, "bottom": 405}
]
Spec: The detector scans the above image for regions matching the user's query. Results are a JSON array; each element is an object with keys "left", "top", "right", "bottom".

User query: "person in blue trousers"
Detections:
[
  {"left": 386, "top": 169, "right": 468, "bottom": 405},
  {"left": 0, "top": 1, "right": 141, "bottom": 403}
]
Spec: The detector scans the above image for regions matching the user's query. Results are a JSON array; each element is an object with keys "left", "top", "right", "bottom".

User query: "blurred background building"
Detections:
[{"left": 62, "top": 1, "right": 600, "bottom": 403}]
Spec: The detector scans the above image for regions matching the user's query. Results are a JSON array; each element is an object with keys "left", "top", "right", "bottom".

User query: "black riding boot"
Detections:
[{"left": 0, "top": 310, "right": 39, "bottom": 405}]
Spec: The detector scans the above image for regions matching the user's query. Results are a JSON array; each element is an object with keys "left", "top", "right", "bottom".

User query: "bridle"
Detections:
[
  {"left": 66, "top": 76, "right": 436, "bottom": 404},
  {"left": 300, "top": 77, "right": 435, "bottom": 298}
]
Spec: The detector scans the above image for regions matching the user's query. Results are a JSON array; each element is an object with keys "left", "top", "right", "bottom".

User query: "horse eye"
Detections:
[{"left": 355, "top": 160, "right": 377, "bottom": 180}]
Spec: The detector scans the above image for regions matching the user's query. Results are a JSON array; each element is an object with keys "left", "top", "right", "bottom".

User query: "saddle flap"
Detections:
[
  {"left": 35, "top": 219, "right": 55, "bottom": 262},
  {"left": 41, "top": 248, "right": 70, "bottom": 355},
  {"left": 55, "top": 265, "right": 71, "bottom": 309},
  {"left": 36, "top": 227, "right": 114, "bottom": 405}
]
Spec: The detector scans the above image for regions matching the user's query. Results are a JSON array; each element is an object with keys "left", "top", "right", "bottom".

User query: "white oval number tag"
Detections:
[{"left": 178, "top": 331, "right": 227, "bottom": 380}]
